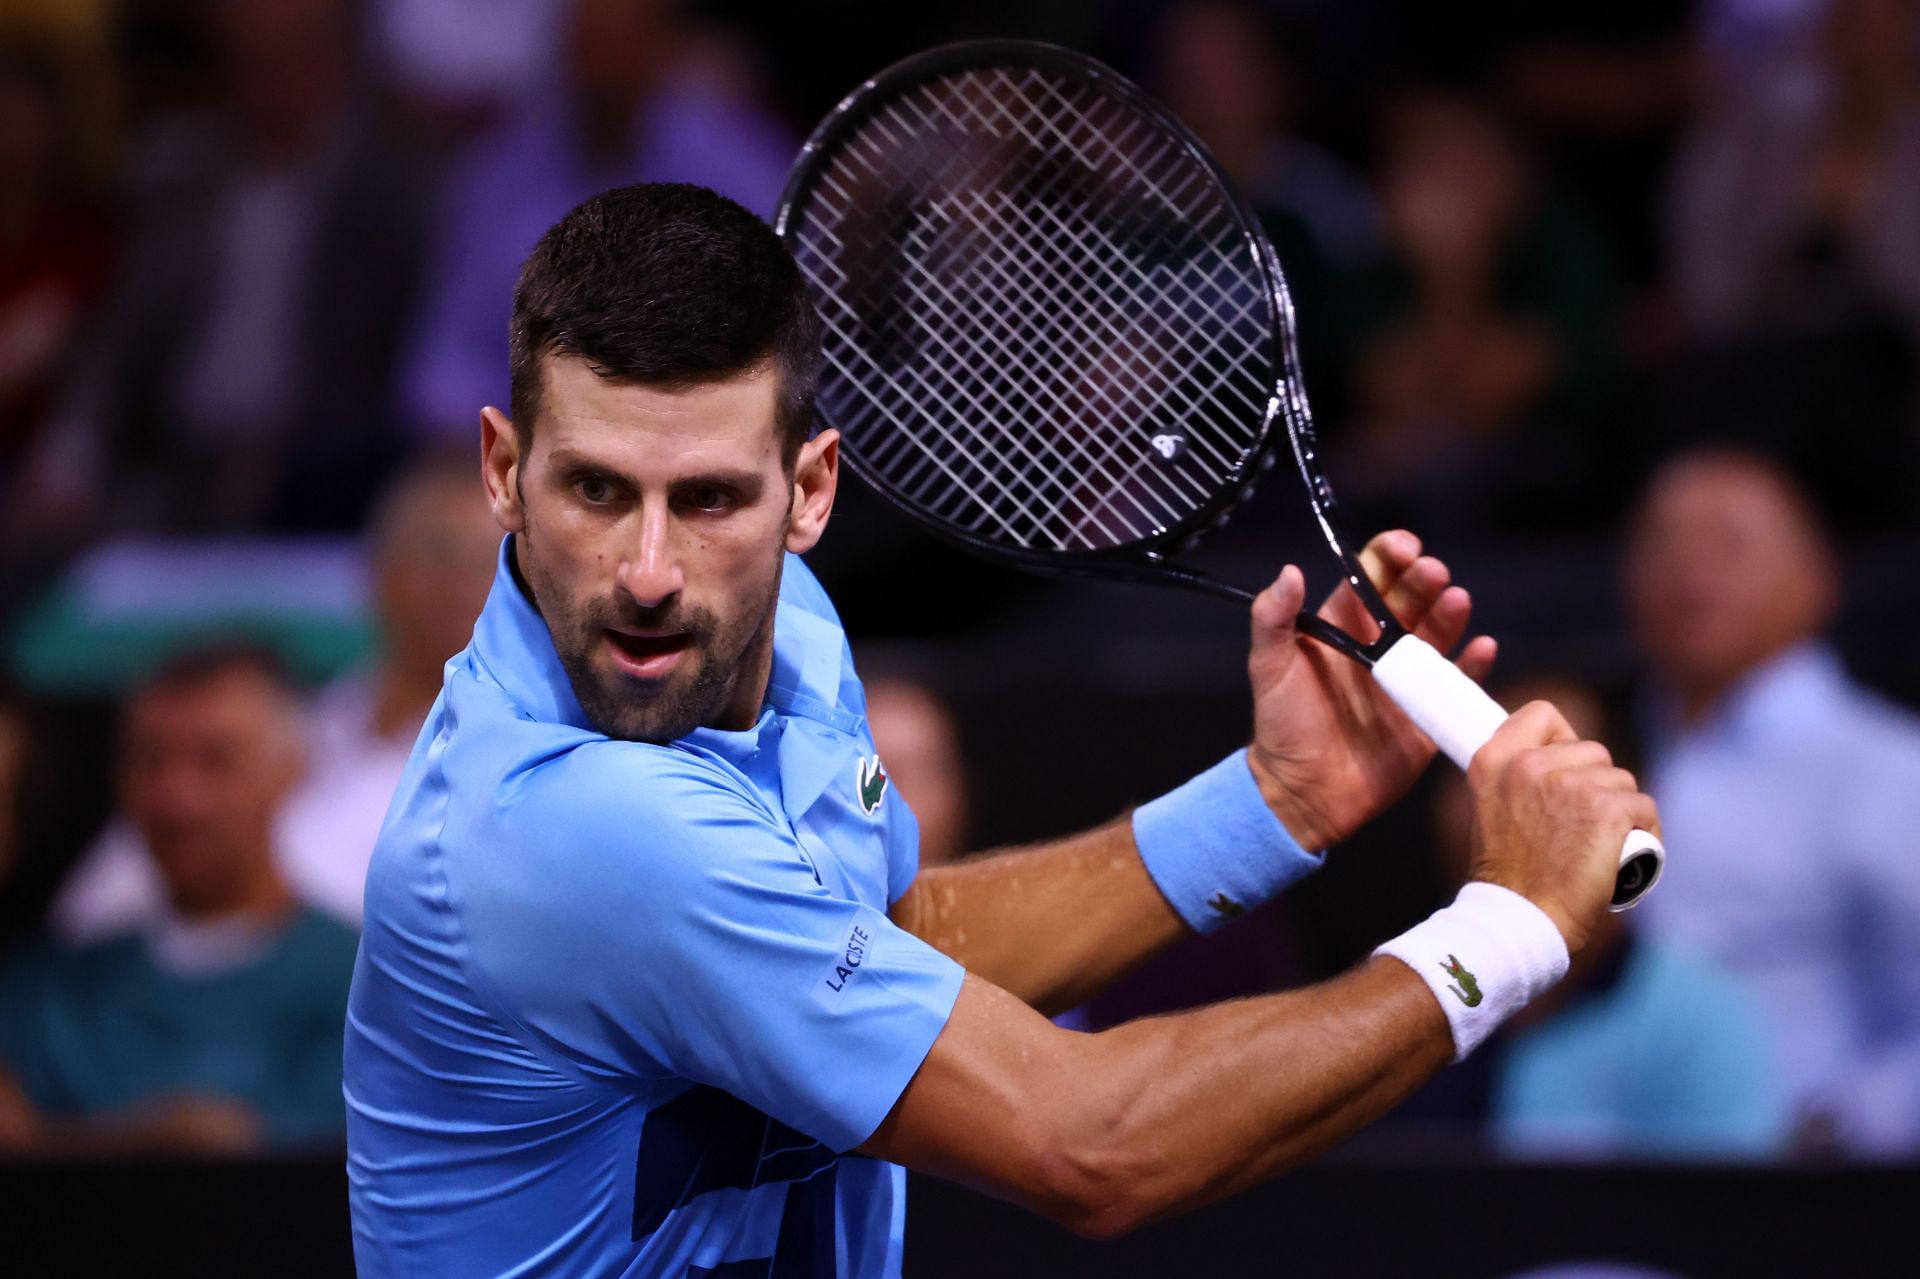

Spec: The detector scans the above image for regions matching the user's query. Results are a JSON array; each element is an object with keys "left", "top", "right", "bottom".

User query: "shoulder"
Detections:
[{"left": 449, "top": 737, "right": 790, "bottom": 928}]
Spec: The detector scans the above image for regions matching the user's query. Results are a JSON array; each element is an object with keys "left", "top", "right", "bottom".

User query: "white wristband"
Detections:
[{"left": 1373, "top": 881, "right": 1570, "bottom": 1062}]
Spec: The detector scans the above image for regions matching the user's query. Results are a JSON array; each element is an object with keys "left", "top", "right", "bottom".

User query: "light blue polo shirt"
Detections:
[{"left": 345, "top": 539, "right": 964, "bottom": 1278}]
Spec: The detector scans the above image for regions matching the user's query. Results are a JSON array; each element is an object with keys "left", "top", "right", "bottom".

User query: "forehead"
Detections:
[
  {"left": 128, "top": 672, "right": 287, "bottom": 739},
  {"left": 1641, "top": 461, "right": 1806, "bottom": 534},
  {"left": 533, "top": 355, "right": 782, "bottom": 471}
]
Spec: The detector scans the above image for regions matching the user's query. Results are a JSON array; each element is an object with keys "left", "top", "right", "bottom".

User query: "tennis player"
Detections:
[{"left": 344, "top": 184, "right": 1658, "bottom": 1277}]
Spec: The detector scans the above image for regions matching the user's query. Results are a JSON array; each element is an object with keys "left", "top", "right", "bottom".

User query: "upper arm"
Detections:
[
  {"left": 455, "top": 744, "right": 965, "bottom": 1152},
  {"left": 858, "top": 972, "right": 1104, "bottom": 1227}
]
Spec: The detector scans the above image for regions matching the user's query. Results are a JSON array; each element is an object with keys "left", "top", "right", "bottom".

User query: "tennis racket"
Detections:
[{"left": 775, "top": 40, "right": 1663, "bottom": 910}]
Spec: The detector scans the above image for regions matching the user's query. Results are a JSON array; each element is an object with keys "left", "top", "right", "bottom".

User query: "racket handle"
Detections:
[{"left": 1369, "top": 634, "right": 1665, "bottom": 911}]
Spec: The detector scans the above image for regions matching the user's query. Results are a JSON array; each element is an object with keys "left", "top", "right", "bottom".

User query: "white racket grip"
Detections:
[{"left": 1370, "top": 634, "right": 1665, "bottom": 911}]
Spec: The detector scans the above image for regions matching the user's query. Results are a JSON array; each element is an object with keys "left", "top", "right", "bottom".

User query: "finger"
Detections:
[
  {"left": 1533, "top": 740, "right": 1615, "bottom": 772},
  {"left": 1582, "top": 766, "right": 1641, "bottom": 794},
  {"left": 1413, "top": 582, "right": 1472, "bottom": 653},
  {"left": 1455, "top": 634, "right": 1497, "bottom": 683},
  {"left": 1321, "top": 530, "right": 1420, "bottom": 637},
  {"left": 1252, "top": 563, "right": 1305, "bottom": 632},
  {"left": 1251, "top": 564, "right": 1313, "bottom": 672},
  {"left": 1472, "top": 699, "right": 1577, "bottom": 782},
  {"left": 1620, "top": 787, "right": 1666, "bottom": 837},
  {"left": 1502, "top": 700, "right": 1580, "bottom": 749},
  {"left": 1382, "top": 555, "right": 1452, "bottom": 633},
  {"left": 1622, "top": 790, "right": 1662, "bottom": 839}
]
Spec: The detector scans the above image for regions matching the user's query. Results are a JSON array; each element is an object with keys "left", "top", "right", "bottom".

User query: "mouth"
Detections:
[{"left": 602, "top": 628, "right": 693, "bottom": 679}]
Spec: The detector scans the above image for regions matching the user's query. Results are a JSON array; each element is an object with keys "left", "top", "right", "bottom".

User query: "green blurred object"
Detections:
[{"left": 7, "top": 538, "right": 379, "bottom": 694}]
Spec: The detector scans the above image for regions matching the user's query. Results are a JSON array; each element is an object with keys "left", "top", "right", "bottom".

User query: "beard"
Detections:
[{"left": 524, "top": 546, "right": 783, "bottom": 746}]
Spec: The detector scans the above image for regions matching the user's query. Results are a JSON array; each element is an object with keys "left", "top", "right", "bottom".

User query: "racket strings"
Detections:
[
  {"left": 814, "top": 78, "right": 1228, "bottom": 537},
  {"left": 791, "top": 62, "right": 1276, "bottom": 553}
]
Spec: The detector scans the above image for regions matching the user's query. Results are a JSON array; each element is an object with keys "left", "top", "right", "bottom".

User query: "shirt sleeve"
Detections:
[{"left": 450, "top": 741, "right": 964, "bottom": 1153}]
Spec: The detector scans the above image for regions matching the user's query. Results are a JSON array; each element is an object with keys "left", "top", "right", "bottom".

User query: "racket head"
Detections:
[
  {"left": 777, "top": 39, "right": 1395, "bottom": 640},
  {"left": 771, "top": 43, "right": 1282, "bottom": 556}
]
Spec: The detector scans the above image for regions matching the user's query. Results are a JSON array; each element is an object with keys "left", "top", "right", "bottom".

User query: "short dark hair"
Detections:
[
  {"left": 509, "top": 183, "right": 821, "bottom": 466},
  {"left": 140, "top": 642, "right": 299, "bottom": 700}
]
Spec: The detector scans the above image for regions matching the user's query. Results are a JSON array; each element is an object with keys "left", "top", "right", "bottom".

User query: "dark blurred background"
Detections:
[{"left": 0, "top": 0, "right": 1917, "bottom": 1273}]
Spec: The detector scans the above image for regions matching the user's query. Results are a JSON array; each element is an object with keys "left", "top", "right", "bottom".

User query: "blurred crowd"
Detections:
[{"left": 1, "top": 0, "right": 1917, "bottom": 1167}]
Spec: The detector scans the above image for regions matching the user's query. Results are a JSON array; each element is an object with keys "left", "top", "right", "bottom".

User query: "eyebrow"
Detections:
[{"left": 545, "top": 451, "right": 766, "bottom": 496}]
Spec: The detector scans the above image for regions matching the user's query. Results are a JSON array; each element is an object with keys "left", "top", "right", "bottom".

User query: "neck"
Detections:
[
  {"left": 1668, "top": 638, "right": 1811, "bottom": 726},
  {"left": 715, "top": 600, "right": 779, "bottom": 731},
  {"left": 171, "top": 858, "right": 296, "bottom": 928}
]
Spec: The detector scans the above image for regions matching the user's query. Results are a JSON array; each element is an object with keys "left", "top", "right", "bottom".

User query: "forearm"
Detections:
[
  {"left": 873, "top": 960, "right": 1451, "bottom": 1238},
  {"left": 894, "top": 818, "right": 1188, "bottom": 1015},
  {"left": 1064, "top": 959, "right": 1449, "bottom": 1229}
]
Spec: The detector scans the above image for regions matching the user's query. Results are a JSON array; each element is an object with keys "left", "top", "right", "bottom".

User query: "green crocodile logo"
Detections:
[
  {"left": 856, "top": 755, "right": 888, "bottom": 815},
  {"left": 1439, "top": 954, "right": 1482, "bottom": 1007}
]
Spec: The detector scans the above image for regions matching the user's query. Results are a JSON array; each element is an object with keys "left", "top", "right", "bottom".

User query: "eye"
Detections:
[
  {"left": 574, "top": 474, "right": 618, "bottom": 505},
  {"left": 683, "top": 485, "right": 735, "bottom": 513}
]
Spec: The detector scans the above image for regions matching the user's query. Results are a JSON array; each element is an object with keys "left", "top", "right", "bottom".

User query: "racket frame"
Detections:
[{"left": 774, "top": 38, "right": 1399, "bottom": 667}]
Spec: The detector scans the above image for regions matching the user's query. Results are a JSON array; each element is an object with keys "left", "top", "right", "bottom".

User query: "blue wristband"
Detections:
[{"left": 1132, "top": 749, "right": 1323, "bottom": 933}]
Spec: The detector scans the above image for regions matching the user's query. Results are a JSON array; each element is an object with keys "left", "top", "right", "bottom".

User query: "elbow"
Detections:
[{"left": 1026, "top": 1140, "right": 1158, "bottom": 1242}]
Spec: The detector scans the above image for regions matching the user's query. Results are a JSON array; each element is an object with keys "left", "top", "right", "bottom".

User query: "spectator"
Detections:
[
  {"left": 1626, "top": 448, "right": 1920, "bottom": 1156},
  {"left": 1338, "top": 87, "right": 1621, "bottom": 531},
  {"left": 400, "top": 0, "right": 793, "bottom": 435},
  {"left": 0, "top": 646, "right": 358, "bottom": 1155},
  {"left": 1668, "top": 0, "right": 1920, "bottom": 350},
  {"left": 1413, "top": 677, "right": 1788, "bottom": 1160},
  {"left": 53, "top": 452, "right": 502, "bottom": 934},
  {"left": 1150, "top": 0, "right": 1374, "bottom": 412},
  {"left": 1657, "top": 0, "right": 1920, "bottom": 524},
  {"left": 1153, "top": 0, "right": 1382, "bottom": 269},
  {"left": 277, "top": 452, "right": 501, "bottom": 920},
  {"left": 19, "top": 0, "right": 437, "bottom": 535},
  {"left": 863, "top": 676, "right": 969, "bottom": 869},
  {"left": 0, "top": 29, "right": 114, "bottom": 487}
]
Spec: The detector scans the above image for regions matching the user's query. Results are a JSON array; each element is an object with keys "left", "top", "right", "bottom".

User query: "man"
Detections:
[
  {"left": 0, "top": 647, "right": 360, "bottom": 1154},
  {"left": 21, "top": 0, "right": 434, "bottom": 536},
  {"left": 1626, "top": 448, "right": 1920, "bottom": 1154},
  {"left": 52, "top": 451, "right": 501, "bottom": 934},
  {"left": 346, "top": 183, "right": 1658, "bottom": 1276},
  {"left": 276, "top": 450, "right": 504, "bottom": 921}
]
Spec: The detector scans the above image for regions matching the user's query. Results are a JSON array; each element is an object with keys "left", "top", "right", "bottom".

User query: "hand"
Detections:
[
  {"left": 1245, "top": 530, "right": 1496, "bottom": 851},
  {"left": 1465, "top": 701, "right": 1661, "bottom": 954}
]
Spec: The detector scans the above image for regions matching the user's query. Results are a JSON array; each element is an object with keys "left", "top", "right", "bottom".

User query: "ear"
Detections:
[
  {"left": 480, "top": 407, "right": 526, "bottom": 534},
  {"left": 786, "top": 429, "right": 839, "bottom": 555}
]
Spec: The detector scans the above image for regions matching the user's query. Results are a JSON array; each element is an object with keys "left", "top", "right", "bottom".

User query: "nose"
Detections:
[{"left": 618, "top": 505, "right": 685, "bottom": 609}]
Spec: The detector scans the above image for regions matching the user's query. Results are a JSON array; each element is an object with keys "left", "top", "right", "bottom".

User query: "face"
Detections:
[
  {"left": 376, "top": 480, "right": 504, "bottom": 680},
  {"left": 1625, "top": 458, "right": 1835, "bottom": 696},
  {"left": 122, "top": 672, "right": 304, "bottom": 917},
  {"left": 483, "top": 356, "right": 837, "bottom": 744},
  {"left": 1159, "top": 3, "right": 1284, "bottom": 161}
]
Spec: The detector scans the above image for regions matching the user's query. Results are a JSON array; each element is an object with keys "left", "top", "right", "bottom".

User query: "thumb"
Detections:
[{"left": 1250, "top": 565, "right": 1306, "bottom": 677}]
